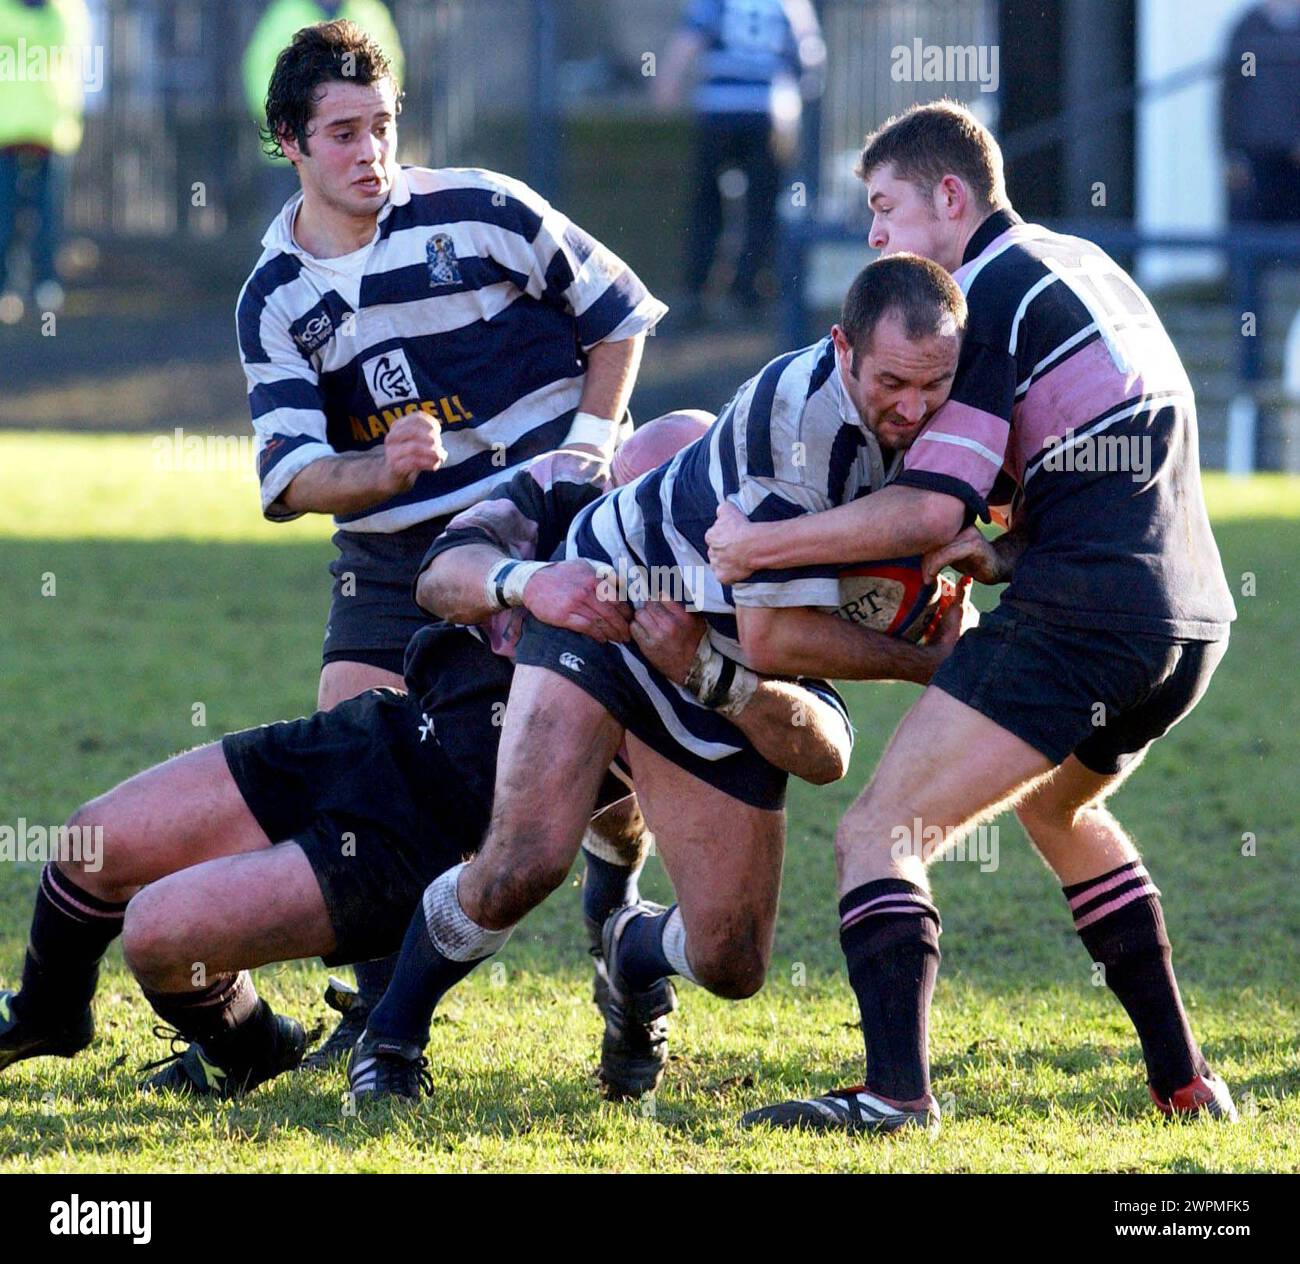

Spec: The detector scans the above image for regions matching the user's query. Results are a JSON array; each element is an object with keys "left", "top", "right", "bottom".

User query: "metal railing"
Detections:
[{"left": 779, "top": 218, "right": 1300, "bottom": 378}]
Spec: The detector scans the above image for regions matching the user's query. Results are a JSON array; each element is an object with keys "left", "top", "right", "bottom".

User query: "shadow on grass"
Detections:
[
  {"left": 3, "top": 1062, "right": 625, "bottom": 1161},
  {"left": 1, "top": 524, "right": 1297, "bottom": 1165}
]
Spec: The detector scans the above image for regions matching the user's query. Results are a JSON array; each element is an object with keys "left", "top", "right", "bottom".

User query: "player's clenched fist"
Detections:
[
  {"left": 521, "top": 560, "right": 633, "bottom": 643},
  {"left": 705, "top": 501, "right": 760, "bottom": 585},
  {"left": 921, "top": 525, "right": 1006, "bottom": 586},
  {"left": 630, "top": 600, "right": 707, "bottom": 685},
  {"left": 382, "top": 414, "right": 447, "bottom": 492}
]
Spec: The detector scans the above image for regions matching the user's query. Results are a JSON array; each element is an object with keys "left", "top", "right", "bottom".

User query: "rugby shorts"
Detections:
[{"left": 931, "top": 601, "right": 1228, "bottom": 775}]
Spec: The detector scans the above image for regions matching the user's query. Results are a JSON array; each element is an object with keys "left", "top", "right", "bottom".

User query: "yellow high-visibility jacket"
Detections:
[
  {"left": 0, "top": 0, "right": 92, "bottom": 154},
  {"left": 243, "top": 0, "right": 405, "bottom": 151}
]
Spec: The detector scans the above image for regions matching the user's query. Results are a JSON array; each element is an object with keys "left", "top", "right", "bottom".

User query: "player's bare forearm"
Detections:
[
  {"left": 277, "top": 450, "right": 398, "bottom": 517},
  {"left": 707, "top": 485, "right": 966, "bottom": 583},
  {"left": 731, "top": 680, "right": 851, "bottom": 785},
  {"left": 417, "top": 543, "right": 506, "bottom": 624},
  {"left": 922, "top": 515, "right": 1030, "bottom": 587},
  {"left": 422, "top": 544, "right": 633, "bottom": 642},
  {"left": 278, "top": 414, "right": 445, "bottom": 517},
  {"left": 579, "top": 335, "right": 645, "bottom": 427},
  {"left": 737, "top": 604, "right": 942, "bottom": 685},
  {"left": 991, "top": 515, "right": 1031, "bottom": 580}
]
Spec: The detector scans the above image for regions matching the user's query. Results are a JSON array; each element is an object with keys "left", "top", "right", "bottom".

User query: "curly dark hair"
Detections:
[{"left": 260, "top": 19, "right": 402, "bottom": 160}]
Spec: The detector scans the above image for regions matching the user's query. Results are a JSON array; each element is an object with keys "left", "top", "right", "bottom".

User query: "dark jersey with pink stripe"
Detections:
[{"left": 894, "top": 209, "right": 1235, "bottom": 639}]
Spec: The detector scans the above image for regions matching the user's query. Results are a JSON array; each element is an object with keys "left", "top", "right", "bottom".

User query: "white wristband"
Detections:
[
  {"left": 564, "top": 411, "right": 618, "bottom": 460},
  {"left": 682, "top": 633, "right": 760, "bottom": 718},
  {"left": 484, "top": 558, "right": 549, "bottom": 611}
]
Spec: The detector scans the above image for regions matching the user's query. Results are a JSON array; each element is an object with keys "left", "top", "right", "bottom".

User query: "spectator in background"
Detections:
[
  {"left": 655, "top": 0, "right": 824, "bottom": 326},
  {"left": 1222, "top": 0, "right": 1300, "bottom": 224},
  {"left": 241, "top": 0, "right": 404, "bottom": 223},
  {"left": 0, "top": 0, "right": 91, "bottom": 325}
]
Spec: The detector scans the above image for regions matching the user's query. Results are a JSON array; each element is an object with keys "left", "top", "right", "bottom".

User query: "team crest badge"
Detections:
[
  {"left": 361, "top": 348, "right": 418, "bottom": 408},
  {"left": 427, "top": 233, "right": 462, "bottom": 287}
]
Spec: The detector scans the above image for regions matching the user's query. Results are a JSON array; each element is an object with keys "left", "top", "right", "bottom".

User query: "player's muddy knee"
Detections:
[
  {"left": 465, "top": 835, "right": 574, "bottom": 928},
  {"left": 120, "top": 890, "right": 187, "bottom": 989},
  {"left": 689, "top": 935, "right": 769, "bottom": 1000},
  {"left": 55, "top": 802, "right": 129, "bottom": 900}
]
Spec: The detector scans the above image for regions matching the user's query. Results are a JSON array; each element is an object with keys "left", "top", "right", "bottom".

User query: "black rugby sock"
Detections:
[
  {"left": 1065, "top": 861, "right": 1208, "bottom": 1099},
  {"left": 366, "top": 904, "right": 479, "bottom": 1048},
  {"left": 839, "top": 880, "right": 942, "bottom": 1104},
  {"left": 353, "top": 955, "right": 398, "bottom": 1008},
  {"left": 143, "top": 970, "right": 272, "bottom": 1067},
  {"left": 581, "top": 850, "right": 643, "bottom": 943},
  {"left": 615, "top": 907, "right": 675, "bottom": 990},
  {"left": 15, "top": 863, "right": 128, "bottom": 1021}
]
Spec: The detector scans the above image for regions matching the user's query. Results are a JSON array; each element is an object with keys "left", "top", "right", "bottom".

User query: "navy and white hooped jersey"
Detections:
[
  {"left": 402, "top": 445, "right": 854, "bottom": 775},
  {"left": 566, "top": 336, "right": 891, "bottom": 669},
  {"left": 236, "top": 165, "right": 667, "bottom": 533}
]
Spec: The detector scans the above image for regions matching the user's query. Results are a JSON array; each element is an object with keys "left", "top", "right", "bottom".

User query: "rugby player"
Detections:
[
  {"left": 0, "top": 415, "right": 854, "bottom": 1099},
  {"left": 705, "top": 102, "right": 1239, "bottom": 1133},
  {"left": 345, "top": 255, "right": 976, "bottom": 1105},
  {"left": 237, "top": 19, "right": 665, "bottom": 1051}
]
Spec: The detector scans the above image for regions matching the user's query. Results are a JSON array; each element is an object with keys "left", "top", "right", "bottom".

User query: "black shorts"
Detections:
[
  {"left": 222, "top": 687, "right": 485, "bottom": 966},
  {"left": 224, "top": 624, "right": 635, "bottom": 963},
  {"left": 931, "top": 602, "right": 1229, "bottom": 775},
  {"left": 513, "top": 615, "right": 789, "bottom": 811},
  {"left": 323, "top": 517, "right": 452, "bottom": 674}
]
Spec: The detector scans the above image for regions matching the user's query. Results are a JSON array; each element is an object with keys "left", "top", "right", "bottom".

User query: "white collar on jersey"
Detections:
[{"left": 260, "top": 164, "right": 414, "bottom": 259}]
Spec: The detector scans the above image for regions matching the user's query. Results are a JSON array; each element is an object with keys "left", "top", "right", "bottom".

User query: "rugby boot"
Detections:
[
  {"left": 140, "top": 1010, "right": 306, "bottom": 1098},
  {"left": 347, "top": 1030, "right": 432, "bottom": 1103},
  {"left": 741, "top": 1085, "right": 942, "bottom": 1137},
  {"left": 0, "top": 988, "right": 93, "bottom": 1072},
  {"left": 1150, "top": 1071, "right": 1239, "bottom": 1121},
  {"left": 597, "top": 902, "right": 678, "bottom": 1100}
]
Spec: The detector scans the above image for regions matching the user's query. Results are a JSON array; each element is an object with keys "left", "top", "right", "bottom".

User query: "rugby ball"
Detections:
[{"left": 836, "top": 559, "right": 954, "bottom": 644}]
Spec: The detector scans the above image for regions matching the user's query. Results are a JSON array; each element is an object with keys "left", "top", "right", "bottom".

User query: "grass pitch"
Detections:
[{"left": 0, "top": 433, "right": 1296, "bottom": 1172}]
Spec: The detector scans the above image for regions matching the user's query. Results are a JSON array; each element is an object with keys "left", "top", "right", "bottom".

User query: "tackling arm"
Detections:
[
  {"left": 735, "top": 603, "right": 948, "bottom": 685},
  {"left": 731, "top": 678, "right": 852, "bottom": 785},
  {"left": 706, "top": 484, "right": 966, "bottom": 585},
  {"left": 416, "top": 539, "right": 633, "bottom": 645},
  {"left": 921, "top": 515, "right": 1031, "bottom": 587}
]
